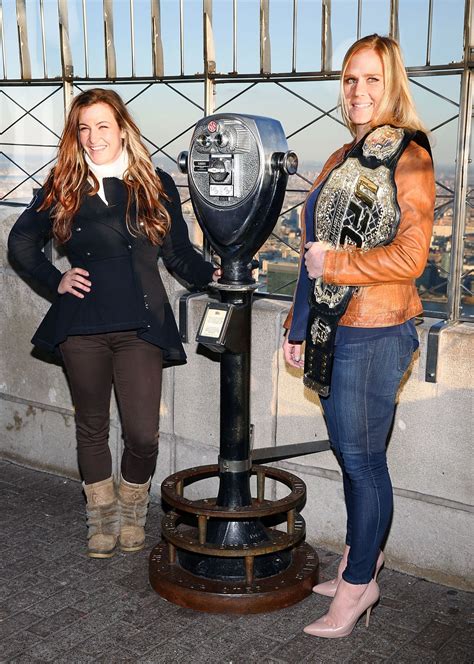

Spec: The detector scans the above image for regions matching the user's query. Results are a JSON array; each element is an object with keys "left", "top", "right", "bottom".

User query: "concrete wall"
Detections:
[{"left": 1, "top": 207, "right": 473, "bottom": 590}]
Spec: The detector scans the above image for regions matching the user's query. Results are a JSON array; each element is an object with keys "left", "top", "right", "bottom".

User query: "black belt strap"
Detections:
[{"left": 304, "top": 288, "right": 353, "bottom": 397}]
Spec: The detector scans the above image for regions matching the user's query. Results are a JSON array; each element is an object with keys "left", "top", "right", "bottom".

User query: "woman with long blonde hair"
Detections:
[
  {"left": 283, "top": 35, "right": 435, "bottom": 637},
  {"left": 9, "top": 88, "right": 220, "bottom": 558}
]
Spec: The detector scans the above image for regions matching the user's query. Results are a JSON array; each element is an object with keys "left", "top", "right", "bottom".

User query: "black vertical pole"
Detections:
[{"left": 216, "top": 289, "right": 252, "bottom": 508}]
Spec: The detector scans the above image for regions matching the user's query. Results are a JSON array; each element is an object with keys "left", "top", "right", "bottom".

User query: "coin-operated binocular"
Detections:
[
  {"left": 149, "top": 115, "right": 319, "bottom": 614},
  {"left": 177, "top": 113, "right": 297, "bottom": 285}
]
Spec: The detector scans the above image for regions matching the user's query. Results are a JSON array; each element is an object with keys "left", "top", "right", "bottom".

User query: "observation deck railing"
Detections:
[{"left": 0, "top": 0, "right": 472, "bottom": 322}]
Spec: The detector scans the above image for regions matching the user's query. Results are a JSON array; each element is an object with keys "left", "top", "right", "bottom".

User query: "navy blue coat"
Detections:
[{"left": 8, "top": 169, "right": 214, "bottom": 366}]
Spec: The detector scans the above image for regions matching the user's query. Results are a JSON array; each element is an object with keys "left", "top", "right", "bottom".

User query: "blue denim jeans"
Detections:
[{"left": 320, "top": 333, "right": 414, "bottom": 584}]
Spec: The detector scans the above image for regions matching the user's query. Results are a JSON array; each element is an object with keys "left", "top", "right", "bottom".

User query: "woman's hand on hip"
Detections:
[
  {"left": 283, "top": 336, "right": 304, "bottom": 369},
  {"left": 58, "top": 268, "right": 91, "bottom": 298},
  {"left": 304, "top": 241, "right": 331, "bottom": 279}
]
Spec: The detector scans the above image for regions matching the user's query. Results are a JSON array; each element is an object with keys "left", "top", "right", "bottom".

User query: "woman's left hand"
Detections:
[
  {"left": 304, "top": 241, "right": 331, "bottom": 279},
  {"left": 212, "top": 267, "right": 223, "bottom": 282}
]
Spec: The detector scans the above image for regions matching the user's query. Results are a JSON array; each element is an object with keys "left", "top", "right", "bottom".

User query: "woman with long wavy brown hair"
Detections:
[{"left": 9, "top": 88, "right": 220, "bottom": 558}]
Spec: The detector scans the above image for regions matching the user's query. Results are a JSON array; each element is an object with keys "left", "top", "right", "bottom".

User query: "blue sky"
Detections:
[
  {"left": 0, "top": 0, "right": 467, "bottom": 175},
  {"left": 1, "top": 0, "right": 463, "bottom": 78}
]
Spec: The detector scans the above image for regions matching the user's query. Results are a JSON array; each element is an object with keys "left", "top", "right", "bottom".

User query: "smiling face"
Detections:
[
  {"left": 343, "top": 48, "right": 385, "bottom": 141},
  {"left": 78, "top": 102, "right": 125, "bottom": 166}
]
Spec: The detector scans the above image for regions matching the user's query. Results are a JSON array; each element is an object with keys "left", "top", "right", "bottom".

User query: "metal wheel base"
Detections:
[{"left": 149, "top": 541, "right": 319, "bottom": 614}]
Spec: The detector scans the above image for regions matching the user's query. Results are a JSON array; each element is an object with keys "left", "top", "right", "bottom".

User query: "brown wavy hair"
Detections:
[
  {"left": 340, "top": 34, "right": 428, "bottom": 136},
  {"left": 39, "top": 88, "right": 170, "bottom": 245}
]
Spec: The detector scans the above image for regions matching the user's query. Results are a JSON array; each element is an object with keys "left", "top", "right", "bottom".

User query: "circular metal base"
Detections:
[{"left": 149, "top": 542, "right": 319, "bottom": 614}]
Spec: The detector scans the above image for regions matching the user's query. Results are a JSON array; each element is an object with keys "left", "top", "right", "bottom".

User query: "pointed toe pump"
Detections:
[{"left": 304, "top": 579, "right": 380, "bottom": 639}]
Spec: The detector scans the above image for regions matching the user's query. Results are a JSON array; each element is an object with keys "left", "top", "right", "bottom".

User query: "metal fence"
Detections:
[{"left": 0, "top": 0, "right": 472, "bottom": 321}]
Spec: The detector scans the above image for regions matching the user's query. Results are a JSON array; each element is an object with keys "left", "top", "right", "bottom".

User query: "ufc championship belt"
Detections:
[{"left": 304, "top": 125, "right": 425, "bottom": 396}]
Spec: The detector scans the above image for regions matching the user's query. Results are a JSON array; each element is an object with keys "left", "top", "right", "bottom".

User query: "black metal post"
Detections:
[
  {"left": 217, "top": 289, "right": 252, "bottom": 508},
  {"left": 179, "top": 277, "right": 290, "bottom": 580}
]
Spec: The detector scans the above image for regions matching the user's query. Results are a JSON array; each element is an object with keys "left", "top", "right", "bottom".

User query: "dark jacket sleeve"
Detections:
[
  {"left": 7, "top": 189, "right": 63, "bottom": 294},
  {"left": 158, "top": 169, "right": 215, "bottom": 288}
]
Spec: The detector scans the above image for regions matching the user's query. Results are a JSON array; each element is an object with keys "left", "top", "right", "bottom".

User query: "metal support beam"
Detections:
[
  {"left": 469, "top": 0, "right": 474, "bottom": 65},
  {"left": 291, "top": 0, "right": 297, "bottom": 73},
  {"left": 321, "top": 0, "right": 332, "bottom": 72},
  {"left": 58, "top": 0, "right": 73, "bottom": 79},
  {"left": 426, "top": 0, "right": 434, "bottom": 66},
  {"left": 179, "top": 0, "right": 184, "bottom": 76},
  {"left": 232, "top": 0, "right": 237, "bottom": 74},
  {"left": 252, "top": 440, "right": 331, "bottom": 464},
  {"left": 357, "top": 0, "right": 362, "bottom": 41},
  {"left": 203, "top": 0, "right": 215, "bottom": 115},
  {"left": 16, "top": 0, "right": 31, "bottom": 80},
  {"left": 81, "top": 0, "right": 89, "bottom": 78},
  {"left": 0, "top": 66, "right": 467, "bottom": 87},
  {"left": 447, "top": 1, "right": 473, "bottom": 320},
  {"left": 58, "top": 0, "right": 74, "bottom": 116},
  {"left": 63, "top": 80, "right": 74, "bottom": 118},
  {"left": 0, "top": 1, "right": 7, "bottom": 79},
  {"left": 39, "top": 0, "right": 47, "bottom": 78},
  {"left": 151, "top": 0, "right": 164, "bottom": 78},
  {"left": 103, "top": 0, "right": 117, "bottom": 79},
  {"left": 130, "top": 0, "right": 136, "bottom": 77},
  {"left": 260, "top": 0, "right": 271, "bottom": 75},
  {"left": 389, "top": 0, "right": 399, "bottom": 42}
]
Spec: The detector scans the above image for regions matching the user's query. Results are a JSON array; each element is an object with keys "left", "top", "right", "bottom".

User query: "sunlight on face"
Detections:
[
  {"left": 343, "top": 48, "right": 385, "bottom": 140},
  {"left": 78, "top": 102, "right": 125, "bottom": 166}
]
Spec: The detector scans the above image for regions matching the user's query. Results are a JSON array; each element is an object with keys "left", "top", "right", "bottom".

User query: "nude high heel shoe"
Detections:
[
  {"left": 313, "top": 550, "right": 385, "bottom": 597},
  {"left": 304, "top": 579, "right": 380, "bottom": 639}
]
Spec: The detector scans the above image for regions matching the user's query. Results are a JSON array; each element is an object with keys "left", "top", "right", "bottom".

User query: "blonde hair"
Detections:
[
  {"left": 40, "top": 88, "right": 170, "bottom": 245},
  {"left": 340, "top": 34, "right": 427, "bottom": 137}
]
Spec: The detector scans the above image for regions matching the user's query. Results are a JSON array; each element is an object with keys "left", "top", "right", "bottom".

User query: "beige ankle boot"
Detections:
[
  {"left": 83, "top": 476, "right": 119, "bottom": 558},
  {"left": 118, "top": 476, "right": 151, "bottom": 552}
]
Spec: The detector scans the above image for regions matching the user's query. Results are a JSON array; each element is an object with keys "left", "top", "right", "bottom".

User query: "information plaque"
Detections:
[{"left": 196, "top": 303, "right": 234, "bottom": 351}]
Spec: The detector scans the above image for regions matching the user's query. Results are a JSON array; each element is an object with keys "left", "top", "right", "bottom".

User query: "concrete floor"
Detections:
[{"left": 0, "top": 459, "right": 472, "bottom": 663}]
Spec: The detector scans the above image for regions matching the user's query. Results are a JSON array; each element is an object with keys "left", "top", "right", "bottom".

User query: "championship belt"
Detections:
[{"left": 304, "top": 125, "right": 416, "bottom": 396}]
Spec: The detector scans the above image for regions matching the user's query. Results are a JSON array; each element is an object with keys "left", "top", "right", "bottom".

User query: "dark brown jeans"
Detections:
[{"left": 61, "top": 331, "right": 163, "bottom": 485}]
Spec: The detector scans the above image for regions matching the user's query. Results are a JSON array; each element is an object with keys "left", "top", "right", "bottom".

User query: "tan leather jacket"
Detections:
[{"left": 284, "top": 138, "right": 435, "bottom": 332}]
